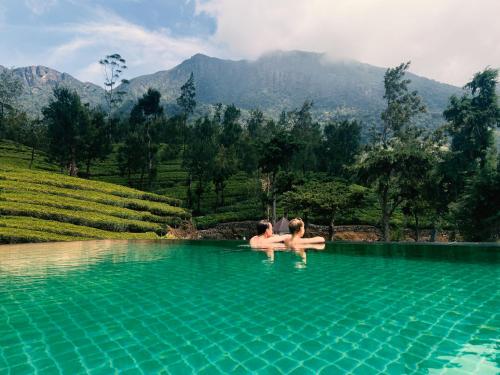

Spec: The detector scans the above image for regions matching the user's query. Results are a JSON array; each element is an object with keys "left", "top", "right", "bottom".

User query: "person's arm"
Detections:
[
  {"left": 298, "top": 236, "right": 325, "bottom": 244},
  {"left": 290, "top": 243, "right": 325, "bottom": 251},
  {"left": 267, "top": 234, "right": 291, "bottom": 243}
]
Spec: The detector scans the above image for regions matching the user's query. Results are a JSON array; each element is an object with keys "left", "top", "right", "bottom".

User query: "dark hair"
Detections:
[
  {"left": 289, "top": 218, "right": 304, "bottom": 235},
  {"left": 256, "top": 220, "right": 271, "bottom": 235}
]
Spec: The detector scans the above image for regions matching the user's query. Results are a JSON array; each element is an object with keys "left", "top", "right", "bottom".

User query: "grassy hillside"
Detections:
[
  {"left": 0, "top": 142, "right": 190, "bottom": 244},
  {"left": 0, "top": 140, "right": 262, "bottom": 229},
  {"left": 1, "top": 140, "right": 396, "bottom": 235}
]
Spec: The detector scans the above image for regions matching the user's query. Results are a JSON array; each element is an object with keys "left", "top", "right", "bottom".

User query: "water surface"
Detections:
[{"left": 0, "top": 240, "right": 498, "bottom": 374}]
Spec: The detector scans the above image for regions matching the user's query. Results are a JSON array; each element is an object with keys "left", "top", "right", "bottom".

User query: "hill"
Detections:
[
  {"left": 4, "top": 51, "right": 461, "bottom": 129},
  {"left": 120, "top": 51, "right": 460, "bottom": 125},
  {"left": 0, "top": 141, "right": 190, "bottom": 244},
  {"left": 0, "top": 65, "right": 104, "bottom": 116}
]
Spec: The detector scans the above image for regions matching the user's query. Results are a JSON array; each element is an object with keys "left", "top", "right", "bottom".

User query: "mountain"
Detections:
[
  {"left": 119, "top": 51, "right": 461, "bottom": 126},
  {"left": 0, "top": 65, "right": 104, "bottom": 116},
  {"left": 4, "top": 51, "right": 462, "bottom": 128}
]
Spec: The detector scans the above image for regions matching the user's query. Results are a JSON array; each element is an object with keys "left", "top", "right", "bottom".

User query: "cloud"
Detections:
[
  {"left": 25, "top": 0, "right": 58, "bottom": 15},
  {"left": 44, "top": 7, "right": 220, "bottom": 84},
  {"left": 196, "top": 0, "right": 500, "bottom": 86}
]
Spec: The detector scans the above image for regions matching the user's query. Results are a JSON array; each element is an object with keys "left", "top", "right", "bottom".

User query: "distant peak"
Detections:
[{"left": 189, "top": 53, "right": 212, "bottom": 60}]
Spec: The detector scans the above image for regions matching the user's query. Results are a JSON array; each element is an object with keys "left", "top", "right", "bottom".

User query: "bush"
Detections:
[
  {"left": 0, "top": 216, "right": 159, "bottom": 240},
  {"left": 0, "top": 201, "right": 164, "bottom": 234}
]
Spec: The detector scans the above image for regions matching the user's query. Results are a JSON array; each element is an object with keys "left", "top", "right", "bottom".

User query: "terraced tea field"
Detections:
[{"left": 0, "top": 151, "right": 190, "bottom": 243}]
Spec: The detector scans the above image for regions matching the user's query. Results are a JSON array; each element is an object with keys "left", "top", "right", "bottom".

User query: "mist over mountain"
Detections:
[{"left": 4, "top": 51, "right": 462, "bottom": 128}]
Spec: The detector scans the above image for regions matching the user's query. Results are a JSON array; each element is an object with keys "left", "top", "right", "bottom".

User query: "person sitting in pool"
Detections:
[
  {"left": 249, "top": 220, "right": 291, "bottom": 247},
  {"left": 284, "top": 218, "right": 325, "bottom": 247}
]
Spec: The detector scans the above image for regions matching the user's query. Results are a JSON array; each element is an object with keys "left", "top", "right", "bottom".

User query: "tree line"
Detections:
[{"left": 0, "top": 56, "right": 498, "bottom": 241}]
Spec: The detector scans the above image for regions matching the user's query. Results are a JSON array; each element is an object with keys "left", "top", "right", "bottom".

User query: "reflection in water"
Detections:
[
  {"left": 429, "top": 341, "right": 499, "bottom": 374},
  {"left": 251, "top": 243, "right": 326, "bottom": 269},
  {"left": 0, "top": 240, "right": 172, "bottom": 277},
  {"left": 0, "top": 240, "right": 497, "bottom": 374}
]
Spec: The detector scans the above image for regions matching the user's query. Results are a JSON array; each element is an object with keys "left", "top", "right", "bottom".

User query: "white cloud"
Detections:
[
  {"left": 44, "top": 8, "right": 220, "bottom": 84},
  {"left": 25, "top": 0, "right": 58, "bottom": 15},
  {"left": 196, "top": 0, "right": 500, "bottom": 86}
]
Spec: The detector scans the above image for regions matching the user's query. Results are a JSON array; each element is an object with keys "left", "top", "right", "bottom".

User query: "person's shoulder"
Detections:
[{"left": 249, "top": 236, "right": 262, "bottom": 246}]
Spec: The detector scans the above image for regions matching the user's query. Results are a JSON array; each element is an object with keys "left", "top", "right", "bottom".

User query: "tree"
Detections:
[
  {"left": 443, "top": 68, "right": 500, "bottom": 198},
  {"left": 398, "top": 137, "right": 439, "bottom": 241},
  {"left": 380, "top": 62, "right": 426, "bottom": 146},
  {"left": 239, "top": 109, "right": 265, "bottom": 175},
  {"left": 358, "top": 62, "right": 427, "bottom": 241},
  {"left": 20, "top": 117, "right": 47, "bottom": 169},
  {"left": 283, "top": 180, "right": 365, "bottom": 241},
  {"left": 43, "top": 87, "right": 90, "bottom": 176},
  {"left": 212, "top": 145, "right": 238, "bottom": 209},
  {"left": 117, "top": 130, "right": 148, "bottom": 186},
  {"left": 321, "top": 119, "right": 361, "bottom": 176},
  {"left": 289, "top": 101, "right": 322, "bottom": 173},
  {"left": 176, "top": 72, "right": 196, "bottom": 152},
  {"left": 0, "top": 69, "right": 23, "bottom": 136},
  {"left": 99, "top": 54, "right": 129, "bottom": 115},
  {"left": 453, "top": 151, "right": 499, "bottom": 241},
  {"left": 81, "top": 109, "right": 112, "bottom": 177},
  {"left": 259, "top": 128, "right": 297, "bottom": 223},
  {"left": 118, "top": 88, "right": 164, "bottom": 188},
  {"left": 182, "top": 116, "right": 218, "bottom": 213},
  {"left": 177, "top": 72, "right": 196, "bottom": 116},
  {"left": 220, "top": 104, "right": 242, "bottom": 147}
]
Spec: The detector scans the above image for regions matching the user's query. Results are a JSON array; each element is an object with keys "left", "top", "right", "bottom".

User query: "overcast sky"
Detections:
[{"left": 1, "top": 0, "right": 499, "bottom": 87}]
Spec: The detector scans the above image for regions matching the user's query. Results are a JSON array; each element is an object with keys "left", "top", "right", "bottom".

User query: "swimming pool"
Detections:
[{"left": 0, "top": 240, "right": 498, "bottom": 374}]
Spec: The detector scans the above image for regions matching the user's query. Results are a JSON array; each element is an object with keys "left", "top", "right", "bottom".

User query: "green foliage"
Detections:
[
  {"left": 176, "top": 72, "right": 196, "bottom": 116},
  {"left": 0, "top": 227, "right": 90, "bottom": 244},
  {"left": 453, "top": 154, "right": 500, "bottom": 241},
  {"left": 358, "top": 62, "right": 430, "bottom": 241},
  {"left": 0, "top": 216, "right": 158, "bottom": 242},
  {"left": 283, "top": 180, "right": 366, "bottom": 240},
  {"left": 0, "top": 179, "right": 186, "bottom": 217},
  {"left": 288, "top": 101, "right": 322, "bottom": 173},
  {"left": 321, "top": 119, "right": 361, "bottom": 176},
  {"left": 380, "top": 61, "right": 426, "bottom": 144},
  {"left": 0, "top": 190, "right": 175, "bottom": 225},
  {"left": 0, "top": 160, "right": 189, "bottom": 243},
  {"left": 118, "top": 88, "right": 165, "bottom": 188},
  {"left": 0, "top": 168, "right": 181, "bottom": 205},
  {"left": 43, "top": 87, "right": 91, "bottom": 176},
  {"left": 444, "top": 68, "right": 500, "bottom": 198}
]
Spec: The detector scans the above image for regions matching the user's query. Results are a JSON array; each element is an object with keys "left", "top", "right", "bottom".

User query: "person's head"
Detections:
[
  {"left": 289, "top": 218, "right": 305, "bottom": 237},
  {"left": 256, "top": 220, "right": 273, "bottom": 238}
]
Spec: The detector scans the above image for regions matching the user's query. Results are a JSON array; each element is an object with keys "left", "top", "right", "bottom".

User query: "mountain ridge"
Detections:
[{"left": 3, "top": 51, "right": 462, "bottom": 128}]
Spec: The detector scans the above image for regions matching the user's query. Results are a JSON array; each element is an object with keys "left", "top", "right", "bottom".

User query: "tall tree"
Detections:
[
  {"left": 321, "top": 119, "right": 361, "bottom": 176},
  {"left": 20, "top": 117, "right": 47, "bottom": 169},
  {"left": 443, "top": 68, "right": 500, "bottom": 198},
  {"left": 453, "top": 151, "right": 499, "bottom": 241},
  {"left": 220, "top": 104, "right": 242, "bottom": 147},
  {"left": 119, "top": 88, "right": 164, "bottom": 188},
  {"left": 380, "top": 61, "right": 426, "bottom": 146},
  {"left": 183, "top": 116, "right": 218, "bottom": 213},
  {"left": 81, "top": 109, "right": 112, "bottom": 177},
  {"left": 358, "top": 62, "right": 427, "bottom": 241},
  {"left": 99, "top": 54, "right": 129, "bottom": 115},
  {"left": 177, "top": 72, "right": 196, "bottom": 116},
  {"left": 289, "top": 101, "right": 322, "bottom": 173},
  {"left": 43, "top": 87, "right": 90, "bottom": 176},
  {"left": 259, "top": 128, "right": 297, "bottom": 223},
  {"left": 176, "top": 72, "right": 196, "bottom": 152}
]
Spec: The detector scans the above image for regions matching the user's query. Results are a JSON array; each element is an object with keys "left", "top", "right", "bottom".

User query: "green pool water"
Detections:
[{"left": 0, "top": 240, "right": 498, "bottom": 374}]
